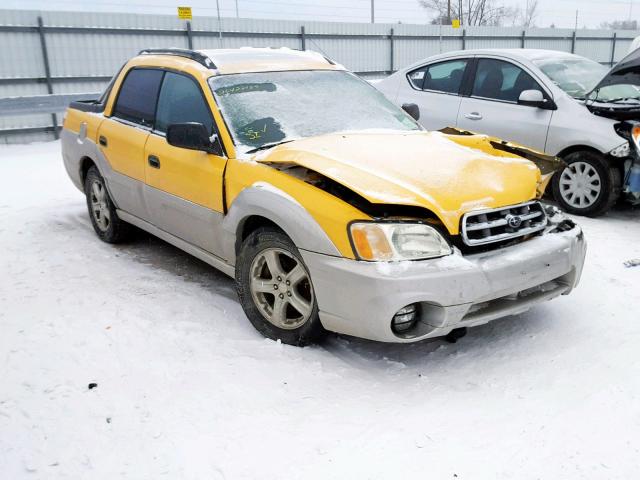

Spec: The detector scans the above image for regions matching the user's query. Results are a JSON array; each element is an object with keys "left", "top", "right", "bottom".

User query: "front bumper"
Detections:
[{"left": 301, "top": 224, "right": 586, "bottom": 343}]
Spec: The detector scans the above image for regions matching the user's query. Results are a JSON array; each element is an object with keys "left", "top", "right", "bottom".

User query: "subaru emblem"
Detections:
[{"left": 506, "top": 214, "right": 523, "bottom": 228}]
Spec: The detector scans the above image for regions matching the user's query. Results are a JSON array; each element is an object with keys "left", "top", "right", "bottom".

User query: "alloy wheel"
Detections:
[
  {"left": 90, "top": 180, "right": 111, "bottom": 232},
  {"left": 249, "top": 247, "right": 314, "bottom": 330}
]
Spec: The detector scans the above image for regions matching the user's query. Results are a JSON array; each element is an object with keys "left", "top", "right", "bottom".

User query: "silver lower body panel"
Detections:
[{"left": 301, "top": 226, "right": 586, "bottom": 343}]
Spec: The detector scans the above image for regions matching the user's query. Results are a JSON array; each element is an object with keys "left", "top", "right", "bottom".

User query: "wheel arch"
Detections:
[
  {"left": 79, "top": 156, "right": 98, "bottom": 191},
  {"left": 235, "top": 215, "right": 285, "bottom": 256},
  {"left": 556, "top": 144, "right": 625, "bottom": 178},
  {"left": 556, "top": 144, "right": 603, "bottom": 159},
  {"left": 221, "top": 184, "right": 343, "bottom": 261}
]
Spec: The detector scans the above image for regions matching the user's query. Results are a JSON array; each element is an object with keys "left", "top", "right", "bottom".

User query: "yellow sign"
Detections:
[
  {"left": 177, "top": 7, "right": 192, "bottom": 20},
  {"left": 452, "top": 19, "right": 460, "bottom": 28}
]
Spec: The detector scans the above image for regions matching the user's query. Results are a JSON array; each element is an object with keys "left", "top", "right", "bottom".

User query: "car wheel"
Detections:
[
  {"left": 236, "top": 227, "right": 325, "bottom": 346},
  {"left": 84, "top": 166, "right": 132, "bottom": 243},
  {"left": 552, "top": 151, "right": 621, "bottom": 217}
]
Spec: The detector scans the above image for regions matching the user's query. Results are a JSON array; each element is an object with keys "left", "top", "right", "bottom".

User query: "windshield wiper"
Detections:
[
  {"left": 608, "top": 97, "right": 640, "bottom": 104},
  {"left": 245, "top": 139, "right": 296, "bottom": 154},
  {"left": 589, "top": 96, "right": 640, "bottom": 105}
]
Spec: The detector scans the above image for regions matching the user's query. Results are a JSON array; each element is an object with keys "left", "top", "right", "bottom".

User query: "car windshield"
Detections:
[
  {"left": 534, "top": 56, "right": 640, "bottom": 103},
  {"left": 209, "top": 70, "right": 420, "bottom": 154}
]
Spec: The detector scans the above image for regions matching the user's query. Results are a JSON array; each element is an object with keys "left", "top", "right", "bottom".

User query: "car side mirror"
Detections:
[
  {"left": 166, "top": 122, "right": 223, "bottom": 155},
  {"left": 401, "top": 103, "right": 420, "bottom": 121},
  {"left": 518, "top": 90, "right": 547, "bottom": 108}
]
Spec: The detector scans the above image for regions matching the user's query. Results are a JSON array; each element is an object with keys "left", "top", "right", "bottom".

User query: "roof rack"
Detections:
[{"left": 138, "top": 48, "right": 216, "bottom": 69}]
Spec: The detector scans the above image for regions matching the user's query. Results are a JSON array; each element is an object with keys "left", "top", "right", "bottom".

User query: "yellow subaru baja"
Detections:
[{"left": 61, "top": 47, "right": 586, "bottom": 346}]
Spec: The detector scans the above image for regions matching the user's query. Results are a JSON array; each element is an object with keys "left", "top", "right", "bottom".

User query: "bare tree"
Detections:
[
  {"left": 420, "top": 0, "right": 517, "bottom": 27},
  {"left": 519, "top": 0, "right": 539, "bottom": 28}
]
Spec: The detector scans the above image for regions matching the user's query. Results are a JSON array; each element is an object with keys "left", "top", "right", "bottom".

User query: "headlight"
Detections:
[
  {"left": 349, "top": 222, "right": 452, "bottom": 261},
  {"left": 632, "top": 124, "right": 640, "bottom": 150},
  {"left": 610, "top": 142, "right": 630, "bottom": 158}
]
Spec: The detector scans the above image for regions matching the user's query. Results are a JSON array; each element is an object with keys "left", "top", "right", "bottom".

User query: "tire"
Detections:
[
  {"left": 552, "top": 150, "right": 622, "bottom": 217},
  {"left": 235, "top": 227, "right": 325, "bottom": 346},
  {"left": 84, "top": 166, "right": 132, "bottom": 243}
]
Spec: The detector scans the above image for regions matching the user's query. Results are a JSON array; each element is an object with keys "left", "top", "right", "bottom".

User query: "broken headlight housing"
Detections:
[
  {"left": 632, "top": 124, "right": 640, "bottom": 152},
  {"left": 349, "top": 222, "right": 452, "bottom": 261},
  {"left": 610, "top": 142, "right": 630, "bottom": 158},
  {"left": 614, "top": 121, "right": 640, "bottom": 156}
]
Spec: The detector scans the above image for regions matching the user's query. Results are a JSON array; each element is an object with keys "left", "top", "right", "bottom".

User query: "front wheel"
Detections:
[
  {"left": 552, "top": 151, "right": 621, "bottom": 217},
  {"left": 235, "top": 227, "right": 325, "bottom": 346}
]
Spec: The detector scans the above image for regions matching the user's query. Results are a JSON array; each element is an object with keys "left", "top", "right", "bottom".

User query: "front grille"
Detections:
[{"left": 461, "top": 201, "right": 547, "bottom": 246}]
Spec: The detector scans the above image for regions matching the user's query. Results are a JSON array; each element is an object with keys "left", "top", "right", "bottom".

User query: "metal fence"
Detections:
[{"left": 1, "top": 8, "right": 639, "bottom": 143}]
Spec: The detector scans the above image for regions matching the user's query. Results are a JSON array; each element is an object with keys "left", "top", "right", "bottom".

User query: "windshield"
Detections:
[
  {"left": 534, "top": 56, "right": 640, "bottom": 102},
  {"left": 209, "top": 70, "right": 420, "bottom": 153}
]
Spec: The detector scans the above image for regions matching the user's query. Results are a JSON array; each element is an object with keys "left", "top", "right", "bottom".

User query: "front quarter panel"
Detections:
[
  {"left": 223, "top": 159, "right": 369, "bottom": 260},
  {"left": 545, "top": 95, "right": 622, "bottom": 156}
]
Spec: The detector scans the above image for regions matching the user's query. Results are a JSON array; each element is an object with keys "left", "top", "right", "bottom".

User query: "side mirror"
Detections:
[
  {"left": 166, "top": 122, "right": 223, "bottom": 155},
  {"left": 401, "top": 103, "right": 420, "bottom": 121},
  {"left": 518, "top": 89, "right": 547, "bottom": 108}
]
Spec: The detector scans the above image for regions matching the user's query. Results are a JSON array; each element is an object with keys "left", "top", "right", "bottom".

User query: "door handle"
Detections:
[
  {"left": 99, "top": 135, "right": 107, "bottom": 146},
  {"left": 464, "top": 112, "right": 483, "bottom": 120},
  {"left": 148, "top": 155, "right": 160, "bottom": 169}
]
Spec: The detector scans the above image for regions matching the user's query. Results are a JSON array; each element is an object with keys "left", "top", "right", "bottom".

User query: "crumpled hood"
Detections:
[{"left": 253, "top": 131, "right": 542, "bottom": 235}]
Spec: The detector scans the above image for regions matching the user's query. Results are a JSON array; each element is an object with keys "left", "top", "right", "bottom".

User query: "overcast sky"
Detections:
[{"left": 2, "top": 0, "right": 638, "bottom": 29}]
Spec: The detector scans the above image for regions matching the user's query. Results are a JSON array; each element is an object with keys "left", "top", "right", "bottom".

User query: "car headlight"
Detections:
[
  {"left": 610, "top": 142, "right": 630, "bottom": 158},
  {"left": 349, "top": 222, "right": 452, "bottom": 261},
  {"left": 632, "top": 124, "right": 640, "bottom": 150}
]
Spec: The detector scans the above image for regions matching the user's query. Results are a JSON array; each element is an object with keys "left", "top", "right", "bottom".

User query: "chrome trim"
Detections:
[
  {"left": 464, "top": 210, "right": 543, "bottom": 231},
  {"left": 461, "top": 201, "right": 548, "bottom": 246}
]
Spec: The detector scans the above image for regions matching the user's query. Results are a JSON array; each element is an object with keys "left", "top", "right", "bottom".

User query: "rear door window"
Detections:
[
  {"left": 408, "top": 59, "right": 467, "bottom": 94},
  {"left": 155, "top": 72, "right": 214, "bottom": 134},
  {"left": 112, "top": 68, "right": 164, "bottom": 127}
]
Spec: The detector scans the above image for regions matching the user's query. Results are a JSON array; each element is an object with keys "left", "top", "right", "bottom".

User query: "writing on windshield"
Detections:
[{"left": 209, "top": 70, "right": 419, "bottom": 154}]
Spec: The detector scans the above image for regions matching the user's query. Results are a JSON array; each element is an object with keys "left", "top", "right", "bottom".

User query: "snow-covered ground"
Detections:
[{"left": 1, "top": 141, "right": 639, "bottom": 479}]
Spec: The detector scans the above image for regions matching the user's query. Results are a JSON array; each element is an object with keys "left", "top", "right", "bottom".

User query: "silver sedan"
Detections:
[{"left": 375, "top": 48, "right": 640, "bottom": 216}]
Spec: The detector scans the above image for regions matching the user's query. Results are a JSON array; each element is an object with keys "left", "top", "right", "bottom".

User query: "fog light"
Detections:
[{"left": 391, "top": 303, "right": 419, "bottom": 334}]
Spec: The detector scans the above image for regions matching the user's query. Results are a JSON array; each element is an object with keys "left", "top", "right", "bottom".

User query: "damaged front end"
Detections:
[
  {"left": 260, "top": 161, "right": 441, "bottom": 221},
  {"left": 264, "top": 159, "right": 575, "bottom": 259},
  {"left": 579, "top": 47, "right": 640, "bottom": 202},
  {"left": 585, "top": 46, "right": 640, "bottom": 121},
  {"left": 612, "top": 121, "right": 640, "bottom": 202},
  {"left": 542, "top": 203, "right": 580, "bottom": 234},
  {"left": 439, "top": 127, "right": 566, "bottom": 198}
]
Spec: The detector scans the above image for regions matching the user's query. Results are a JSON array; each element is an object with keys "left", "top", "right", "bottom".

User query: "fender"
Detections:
[
  {"left": 221, "top": 183, "right": 342, "bottom": 262},
  {"left": 61, "top": 127, "right": 101, "bottom": 193}
]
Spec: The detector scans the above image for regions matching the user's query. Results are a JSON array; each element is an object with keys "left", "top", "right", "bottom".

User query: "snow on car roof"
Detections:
[
  {"left": 403, "top": 48, "right": 585, "bottom": 71},
  {"left": 479, "top": 48, "right": 583, "bottom": 62},
  {"left": 197, "top": 47, "right": 345, "bottom": 75}
]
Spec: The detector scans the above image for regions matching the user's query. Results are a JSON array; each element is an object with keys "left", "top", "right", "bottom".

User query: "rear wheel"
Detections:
[
  {"left": 84, "top": 166, "right": 132, "bottom": 243},
  {"left": 236, "top": 228, "right": 325, "bottom": 346},
  {"left": 552, "top": 150, "right": 621, "bottom": 217}
]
